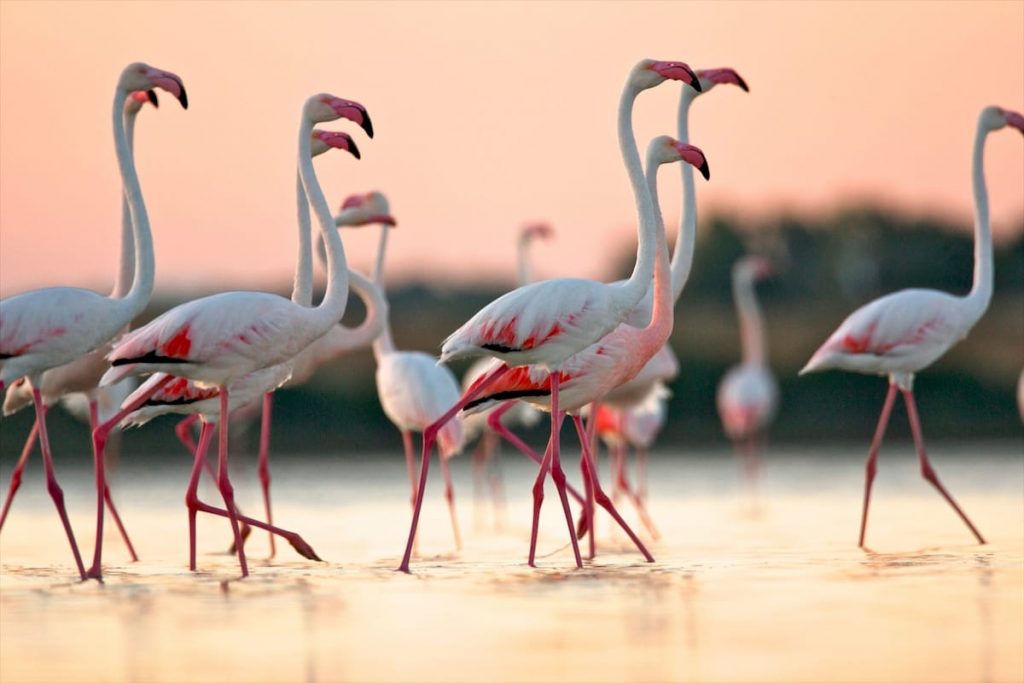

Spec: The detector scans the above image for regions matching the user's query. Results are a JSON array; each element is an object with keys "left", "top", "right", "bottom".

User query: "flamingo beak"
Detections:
[
  {"left": 149, "top": 71, "right": 188, "bottom": 109},
  {"left": 369, "top": 214, "right": 397, "bottom": 227},
  {"left": 146, "top": 90, "right": 159, "bottom": 107},
  {"left": 651, "top": 61, "right": 703, "bottom": 92},
  {"left": 1006, "top": 111, "right": 1024, "bottom": 135}
]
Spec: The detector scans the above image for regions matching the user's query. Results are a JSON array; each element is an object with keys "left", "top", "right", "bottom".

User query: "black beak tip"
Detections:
[
  {"left": 147, "top": 90, "right": 159, "bottom": 107},
  {"left": 688, "top": 67, "right": 703, "bottom": 93},
  {"left": 737, "top": 75, "right": 750, "bottom": 92},
  {"left": 700, "top": 160, "right": 710, "bottom": 181},
  {"left": 177, "top": 84, "right": 189, "bottom": 110},
  {"left": 362, "top": 110, "right": 374, "bottom": 139},
  {"left": 349, "top": 139, "right": 362, "bottom": 160}
]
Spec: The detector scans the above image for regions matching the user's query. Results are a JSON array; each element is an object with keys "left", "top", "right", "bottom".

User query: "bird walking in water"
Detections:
[
  {"left": 801, "top": 105, "right": 1023, "bottom": 547},
  {"left": 0, "top": 64, "right": 188, "bottom": 580},
  {"left": 717, "top": 256, "right": 778, "bottom": 491}
]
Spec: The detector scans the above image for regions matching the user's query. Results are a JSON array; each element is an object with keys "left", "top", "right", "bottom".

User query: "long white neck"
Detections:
[
  {"left": 963, "top": 117, "right": 994, "bottom": 324},
  {"left": 516, "top": 234, "right": 534, "bottom": 285},
  {"left": 312, "top": 238, "right": 388, "bottom": 355},
  {"left": 112, "top": 88, "right": 155, "bottom": 317},
  {"left": 734, "top": 271, "right": 766, "bottom": 366},
  {"left": 291, "top": 172, "right": 314, "bottom": 306},
  {"left": 111, "top": 107, "right": 140, "bottom": 298},
  {"left": 370, "top": 223, "right": 396, "bottom": 359},
  {"left": 672, "top": 87, "right": 699, "bottom": 302},
  {"left": 615, "top": 81, "right": 658, "bottom": 314},
  {"left": 298, "top": 117, "right": 350, "bottom": 330},
  {"left": 640, "top": 157, "right": 672, "bottom": 347}
]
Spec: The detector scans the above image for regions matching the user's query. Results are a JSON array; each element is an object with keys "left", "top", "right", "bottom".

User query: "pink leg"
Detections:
[
  {"left": 398, "top": 364, "right": 512, "bottom": 573},
  {"left": 859, "top": 383, "right": 898, "bottom": 547},
  {"left": 175, "top": 414, "right": 201, "bottom": 454},
  {"left": 547, "top": 373, "right": 582, "bottom": 569},
  {"left": 30, "top": 391, "right": 86, "bottom": 580},
  {"left": 87, "top": 400, "right": 138, "bottom": 562},
  {"left": 0, "top": 419, "right": 39, "bottom": 531},
  {"left": 611, "top": 443, "right": 626, "bottom": 506},
  {"left": 902, "top": 388, "right": 985, "bottom": 544},
  {"left": 616, "top": 444, "right": 660, "bottom": 540},
  {"left": 185, "top": 421, "right": 217, "bottom": 570},
  {"left": 573, "top": 415, "right": 655, "bottom": 562},
  {"left": 216, "top": 388, "right": 249, "bottom": 577},
  {"left": 401, "top": 431, "right": 418, "bottom": 508},
  {"left": 256, "top": 392, "right": 276, "bottom": 558},
  {"left": 439, "top": 454, "right": 462, "bottom": 550},
  {"left": 527, "top": 439, "right": 554, "bottom": 567},
  {"left": 579, "top": 425, "right": 596, "bottom": 560},
  {"left": 87, "top": 373, "right": 175, "bottom": 580}
]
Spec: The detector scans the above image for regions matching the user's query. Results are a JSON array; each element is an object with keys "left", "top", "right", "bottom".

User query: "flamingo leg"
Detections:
[
  {"left": 174, "top": 414, "right": 200, "bottom": 454},
  {"left": 439, "top": 454, "right": 462, "bottom": 551},
  {"left": 548, "top": 373, "right": 583, "bottom": 569},
  {"left": 859, "top": 383, "right": 898, "bottom": 547},
  {"left": 0, "top": 418, "right": 39, "bottom": 531},
  {"left": 579, "top": 423, "right": 596, "bottom": 560},
  {"left": 185, "top": 421, "right": 217, "bottom": 570},
  {"left": 901, "top": 388, "right": 986, "bottom": 544},
  {"left": 398, "top": 365, "right": 513, "bottom": 573},
  {"left": 572, "top": 415, "right": 655, "bottom": 563},
  {"left": 256, "top": 392, "right": 276, "bottom": 558},
  {"left": 527, "top": 439, "right": 554, "bottom": 567},
  {"left": 28, "top": 394, "right": 86, "bottom": 580},
  {"left": 87, "top": 400, "right": 138, "bottom": 562},
  {"left": 87, "top": 373, "right": 175, "bottom": 580},
  {"left": 636, "top": 446, "right": 649, "bottom": 504},
  {"left": 615, "top": 443, "right": 660, "bottom": 540},
  {"left": 401, "top": 431, "right": 418, "bottom": 508},
  {"left": 216, "top": 388, "right": 248, "bottom": 577}
]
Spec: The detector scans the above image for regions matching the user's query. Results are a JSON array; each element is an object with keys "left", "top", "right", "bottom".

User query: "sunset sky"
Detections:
[{"left": 1, "top": 1, "right": 1022, "bottom": 297}]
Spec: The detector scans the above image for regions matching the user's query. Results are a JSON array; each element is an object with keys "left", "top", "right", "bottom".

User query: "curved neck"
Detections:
[
  {"left": 516, "top": 234, "right": 534, "bottom": 285},
  {"left": 673, "top": 88, "right": 699, "bottom": 302},
  {"left": 964, "top": 118, "right": 993, "bottom": 321},
  {"left": 113, "top": 89, "right": 155, "bottom": 315},
  {"left": 298, "top": 117, "right": 349, "bottom": 327},
  {"left": 111, "top": 108, "right": 140, "bottom": 298},
  {"left": 371, "top": 223, "right": 396, "bottom": 358},
  {"left": 342, "top": 269, "right": 388, "bottom": 354},
  {"left": 734, "top": 272, "right": 766, "bottom": 366},
  {"left": 292, "top": 172, "right": 314, "bottom": 306},
  {"left": 639, "top": 159, "right": 672, "bottom": 350},
  {"left": 616, "top": 81, "right": 658, "bottom": 310}
]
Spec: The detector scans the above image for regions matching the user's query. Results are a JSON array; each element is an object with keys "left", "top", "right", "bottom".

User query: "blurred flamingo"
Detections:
[
  {"left": 717, "top": 255, "right": 778, "bottom": 488},
  {"left": 801, "top": 105, "right": 1024, "bottom": 547},
  {"left": 96, "top": 94, "right": 374, "bottom": 579},
  {"left": 0, "top": 64, "right": 187, "bottom": 580},
  {"left": 398, "top": 59, "right": 703, "bottom": 573}
]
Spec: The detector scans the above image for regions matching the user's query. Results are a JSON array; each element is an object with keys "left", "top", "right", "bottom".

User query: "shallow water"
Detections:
[{"left": 1, "top": 442, "right": 1022, "bottom": 683}]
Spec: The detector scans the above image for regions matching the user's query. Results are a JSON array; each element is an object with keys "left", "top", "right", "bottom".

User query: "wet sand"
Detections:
[{"left": 1, "top": 443, "right": 1022, "bottom": 683}]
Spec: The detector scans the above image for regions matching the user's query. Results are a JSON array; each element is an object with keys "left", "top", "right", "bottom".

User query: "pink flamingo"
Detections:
[
  {"left": 717, "top": 256, "right": 778, "bottom": 486},
  {"left": 0, "top": 90, "right": 158, "bottom": 555},
  {"left": 461, "top": 223, "right": 550, "bottom": 523},
  {"left": 95, "top": 93, "right": 374, "bottom": 580},
  {"left": 0, "top": 64, "right": 187, "bottom": 580},
  {"left": 357, "top": 191, "right": 467, "bottom": 552},
  {"left": 395, "top": 60, "right": 703, "bottom": 573},
  {"left": 421, "top": 136, "right": 710, "bottom": 571},
  {"left": 800, "top": 105, "right": 1024, "bottom": 547}
]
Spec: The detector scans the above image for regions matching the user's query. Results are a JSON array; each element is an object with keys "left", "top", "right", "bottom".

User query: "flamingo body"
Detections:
[
  {"left": 716, "top": 364, "right": 777, "bottom": 440},
  {"left": 377, "top": 351, "right": 464, "bottom": 458}
]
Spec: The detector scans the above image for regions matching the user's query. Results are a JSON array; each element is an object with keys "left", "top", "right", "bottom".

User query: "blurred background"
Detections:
[{"left": 1, "top": 1, "right": 1022, "bottom": 458}]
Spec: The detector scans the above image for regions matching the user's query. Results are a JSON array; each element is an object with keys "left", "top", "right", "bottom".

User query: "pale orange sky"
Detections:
[{"left": 1, "top": 1, "right": 1022, "bottom": 297}]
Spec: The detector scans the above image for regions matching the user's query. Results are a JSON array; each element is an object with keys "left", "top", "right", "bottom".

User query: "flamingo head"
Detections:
[
  {"left": 647, "top": 135, "right": 710, "bottom": 181},
  {"left": 631, "top": 59, "right": 702, "bottom": 94},
  {"left": 737, "top": 255, "right": 774, "bottom": 281},
  {"left": 696, "top": 68, "right": 749, "bottom": 94},
  {"left": 311, "top": 129, "right": 361, "bottom": 159},
  {"left": 305, "top": 94, "right": 373, "bottom": 137},
  {"left": 981, "top": 106, "right": 1024, "bottom": 135},
  {"left": 336, "top": 191, "right": 396, "bottom": 227},
  {"left": 119, "top": 63, "right": 187, "bottom": 109},
  {"left": 124, "top": 90, "right": 158, "bottom": 115},
  {"left": 520, "top": 222, "right": 554, "bottom": 242}
]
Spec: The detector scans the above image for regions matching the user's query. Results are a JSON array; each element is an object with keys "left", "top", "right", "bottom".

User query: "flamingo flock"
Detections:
[{"left": 0, "top": 60, "right": 1021, "bottom": 581}]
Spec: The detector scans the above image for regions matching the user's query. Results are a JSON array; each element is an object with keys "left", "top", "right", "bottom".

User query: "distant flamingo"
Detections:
[
  {"left": 355, "top": 192, "right": 467, "bottom": 551},
  {"left": 396, "top": 60, "right": 703, "bottom": 573},
  {"left": 0, "top": 90, "right": 158, "bottom": 557},
  {"left": 717, "top": 255, "right": 778, "bottom": 486},
  {"left": 0, "top": 64, "right": 187, "bottom": 580},
  {"left": 461, "top": 223, "right": 550, "bottom": 522},
  {"left": 460, "top": 137, "right": 708, "bottom": 568},
  {"left": 96, "top": 93, "right": 374, "bottom": 580},
  {"left": 801, "top": 105, "right": 1024, "bottom": 547}
]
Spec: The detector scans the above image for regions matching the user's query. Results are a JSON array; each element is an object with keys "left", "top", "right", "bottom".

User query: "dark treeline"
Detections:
[{"left": 1, "top": 206, "right": 1022, "bottom": 462}]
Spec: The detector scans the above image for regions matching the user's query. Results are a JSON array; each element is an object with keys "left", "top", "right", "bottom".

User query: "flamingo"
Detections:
[
  {"left": 0, "top": 90, "right": 158, "bottom": 556},
  {"left": 95, "top": 93, "right": 374, "bottom": 579},
  {"left": 395, "top": 59, "right": 703, "bottom": 573},
  {"left": 800, "top": 105, "right": 1024, "bottom": 547},
  {"left": 354, "top": 191, "right": 468, "bottom": 552},
  {"left": 0, "top": 64, "right": 187, "bottom": 580},
  {"left": 716, "top": 255, "right": 778, "bottom": 487},
  {"left": 461, "top": 223, "right": 550, "bottom": 523},
  {"left": 418, "top": 136, "right": 710, "bottom": 571}
]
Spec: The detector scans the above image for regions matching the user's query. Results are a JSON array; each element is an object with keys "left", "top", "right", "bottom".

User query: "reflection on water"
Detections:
[{"left": 1, "top": 445, "right": 1022, "bottom": 683}]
